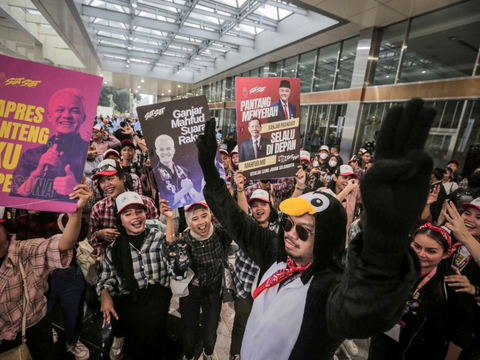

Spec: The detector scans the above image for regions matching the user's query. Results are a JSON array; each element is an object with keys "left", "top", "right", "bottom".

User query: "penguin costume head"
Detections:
[{"left": 278, "top": 191, "right": 346, "bottom": 283}]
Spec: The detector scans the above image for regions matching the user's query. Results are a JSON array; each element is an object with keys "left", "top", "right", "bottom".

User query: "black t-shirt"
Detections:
[{"left": 0, "top": 256, "right": 5, "bottom": 268}]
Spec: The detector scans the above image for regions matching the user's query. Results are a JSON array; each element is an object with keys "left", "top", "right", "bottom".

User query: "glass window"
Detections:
[
  {"left": 269, "top": 61, "right": 282, "bottom": 77},
  {"left": 298, "top": 50, "right": 316, "bottom": 93},
  {"left": 399, "top": 1, "right": 480, "bottom": 83},
  {"left": 259, "top": 66, "right": 265, "bottom": 77},
  {"left": 250, "top": 68, "right": 260, "bottom": 77},
  {"left": 225, "top": 77, "right": 233, "bottom": 101},
  {"left": 336, "top": 37, "right": 358, "bottom": 90},
  {"left": 282, "top": 56, "right": 298, "bottom": 78},
  {"left": 241, "top": 71, "right": 249, "bottom": 77},
  {"left": 373, "top": 21, "right": 407, "bottom": 85},
  {"left": 453, "top": 99, "right": 480, "bottom": 173},
  {"left": 313, "top": 42, "right": 340, "bottom": 92}
]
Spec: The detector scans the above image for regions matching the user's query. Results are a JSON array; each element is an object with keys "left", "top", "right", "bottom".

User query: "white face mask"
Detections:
[
  {"left": 328, "top": 159, "right": 337, "bottom": 168},
  {"left": 320, "top": 153, "right": 328, "bottom": 160},
  {"left": 312, "top": 161, "right": 320, "bottom": 168}
]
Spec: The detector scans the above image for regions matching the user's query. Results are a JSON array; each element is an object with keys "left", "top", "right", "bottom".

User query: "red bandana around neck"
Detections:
[{"left": 253, "top": 257, "right": 311, "bottom": 299}]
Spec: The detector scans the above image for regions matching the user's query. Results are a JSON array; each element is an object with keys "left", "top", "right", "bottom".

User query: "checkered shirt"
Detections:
[
  {"left": 232, "top": 216, "right": 280, "bottom": 299},
  {"left": 90, "top": 194, "right": 159, "bottom": 252},
  {"left": 244, "top": 178, "right": 294, "bottom": 210},
  {"left": 129, "top": 152, "right": 148, "bottom": 177},
  {"left": 183, "top": 225, "right": 231, "bottom": 287},
  {"left": 96, "top": 228, "right": 169, "bottom": 296},
  {"left": 0, "top": 236, "right": 72, "bottom": 343}
]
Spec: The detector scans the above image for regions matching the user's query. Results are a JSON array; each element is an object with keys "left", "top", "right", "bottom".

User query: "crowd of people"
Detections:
[{"left": 0, "top": 99, "right": 479, "bottom": 360}]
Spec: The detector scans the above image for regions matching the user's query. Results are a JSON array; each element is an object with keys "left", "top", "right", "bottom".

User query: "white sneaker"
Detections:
[
  {"left": 341, "top": 339, "right": 359, "bottom": 357},
  {"left": 110, "top": 337, "right": 124, "bottom": 360},
  {"left": 67, "top": 341, "right": 90, "bottom": 360},
  {"left": 52, "top": 328, "right": 58, "bottom": 344}
]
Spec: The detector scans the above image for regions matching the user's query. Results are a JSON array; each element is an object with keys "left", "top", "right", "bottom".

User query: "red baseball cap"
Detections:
[
  {"left": 92, "top": 159, "right": 120, "bottom": 180},
  {"left": 247, "top": 189, "right": 270, "bottom": 206},
  {"left": 121, "top": 139, "right": 135, "bottom": 149},
  {"left": 337, "top": 165, "right": 357, "bottom": 179},
  {"left": 104, "top": 149, "right": 121, "bottom": 159},
  {"left": 460, "top": 198, "right": 480, "bottom": 211}
]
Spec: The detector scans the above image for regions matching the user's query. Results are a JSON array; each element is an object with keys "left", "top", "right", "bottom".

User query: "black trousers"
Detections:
[
  {"left": 112, "top": 283, "right": 172, "bottom": 360},
  {"left": 230, "top": 294, "right": 254, "bottom": 355},
  {"left": 0, "top": 314, "right": 54, "bottom": 360}
]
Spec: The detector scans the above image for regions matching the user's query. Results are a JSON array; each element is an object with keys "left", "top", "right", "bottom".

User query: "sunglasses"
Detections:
[
  {"left": 92, "top": 130, "right": 100, "bottom": 134},
  {"left": 281, "top": 216, "right": 314, "bottom": 241},
  {"left": 92, "top": 164, "right": 119, "bottom": 175}
]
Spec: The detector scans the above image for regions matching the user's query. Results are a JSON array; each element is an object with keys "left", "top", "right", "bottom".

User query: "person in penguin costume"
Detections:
[{"left": 196, "top": 98, "right": 436, "bottom": 360}]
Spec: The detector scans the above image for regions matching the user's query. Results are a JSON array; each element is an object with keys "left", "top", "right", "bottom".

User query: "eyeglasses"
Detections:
[
  {"left": 92, "top": 164, "right": 119, "bottom": 175},
  {"left": 281, "top": 216, "right": 314, "bottom": 241}
]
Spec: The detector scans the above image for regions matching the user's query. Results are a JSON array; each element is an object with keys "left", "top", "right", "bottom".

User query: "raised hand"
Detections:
[
  {"left": 196, "top": 119, "right": 221, "bottom": 186},
  {"left": 360, "top": 98, "right": 436, "bottom": 254}
]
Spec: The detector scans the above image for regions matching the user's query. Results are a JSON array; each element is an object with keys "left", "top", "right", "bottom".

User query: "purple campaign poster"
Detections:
[
  {"left": 0, "top": 54, "right": 103, "bottom": 212},
  {"left": 137, "top": 96, "right": 225, "bottom": 210}
]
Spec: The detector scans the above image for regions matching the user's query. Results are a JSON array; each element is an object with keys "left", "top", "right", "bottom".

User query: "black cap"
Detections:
[{"left": 279, "top": 80, "right": 291, "bottom": 89}]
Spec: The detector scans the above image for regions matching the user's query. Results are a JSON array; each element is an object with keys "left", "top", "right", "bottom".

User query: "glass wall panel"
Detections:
[
  {"left": 282, "top": 56, "right": 298, "bottom": 78},
  {"left": 336, "top": 37, "right": 359, "bottom": 89},
  {"left": 313, "top": 42, "right": 340, "bottom": 92},
  {"left": 241, "top": 71, "right": 249, "bottom": 77},
  {"left": 453, "top": 99, "right": 480, "bottom": 176},
  {"left": 269, "top": 60, "right": 282, "bottom": 77},
  {"left": 399, "top": 1, "right": 480, "bottom": 83},
  {"left": 225, "top": 77, "right": 233, "bottom": 101},
  {"left": 298, "top": 50, "right": 316, "bottom": 93},
  {"left": 250, "top": 68, "right": 260, "bottom": 77},
  {"left": 259, "top": 66, "right": 265, "bottom": 77},
  {"left": 373, "top": 21, "right": 407, "bottom": 85}
]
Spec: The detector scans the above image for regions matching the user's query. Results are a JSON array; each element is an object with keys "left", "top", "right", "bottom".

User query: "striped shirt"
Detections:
[{"left": 96, "top": 228, "right": 169, "bottom": 296}]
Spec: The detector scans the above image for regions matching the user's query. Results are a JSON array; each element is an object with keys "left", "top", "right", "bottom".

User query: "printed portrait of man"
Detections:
[
  {"left": 153, "top": 134, "right": 201, "bottom": 209},
  {"left": 10, "top": 87, "right": 89, "bottom": 201},
  {"left": 268, "top": 80, "right": 296, "bottom": 123},
  {"left": 239, "top": 117, "right": 270, "bottom": 162}
]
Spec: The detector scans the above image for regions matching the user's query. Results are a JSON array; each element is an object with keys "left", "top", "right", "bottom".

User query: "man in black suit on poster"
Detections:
[
  {"left": 268, "top": 80, "right": 296, "bottom": 123},
  {"left": 239, "top": 117, "right": 270, "bottom": 163}
]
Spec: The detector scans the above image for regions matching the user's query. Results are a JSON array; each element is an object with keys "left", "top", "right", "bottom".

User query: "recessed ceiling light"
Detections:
[
  {"left": 127, "top": 46, "right": 132, "bottom": 50},
  {"left": 177, "top": 85, "right": 181, "bottom": 88},
  {"left": 161, "top": 93, "right": 164, "bottom": 96},
  {"left": 141, "top": 79, "right": 144, "bottom": 82},
  {"left": 100, "top": 74, "right": 104, "bottom": 77},
  {"left": 138, "top": 85, "right": 141, "bottom": 88},
  {"left": 235, "top": 26, "right": 240, "bottom": 31},
  {"left": 182, "top": 67, "right": 185, "bottom": 70},
  {"left": 127, "top": 60, "right": 130, "bottom": 63},
  {"left": 177, "top": 71, "right": 179, "bottom": 74},
  {"left": 168, "top": 90, "right": 171, "bottom": 92},
  {"left": 126, "top": 64, "right": 129, "bottom": 68},
  {"left": 422, "top": 70, "right": 426, "bottom": 73},
  {"left": 385, "top": 75, "right": 389, "bottom": 78},
  {"left": 129, "top": 37, "right": 134, "bottom": 40},
  {"left": 291, "top": 69, "right": 294, "bottom": 73},
  {"left": 104, "top": 81, "right": 107, "bottom": 84},
  {"left": 135, "top": 90, "right": 138, "bottom": 92}
]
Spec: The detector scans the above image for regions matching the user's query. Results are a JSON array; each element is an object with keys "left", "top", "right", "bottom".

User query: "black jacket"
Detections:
[{"left": 203, "top": 179, "right": 420, "bottom": 360}]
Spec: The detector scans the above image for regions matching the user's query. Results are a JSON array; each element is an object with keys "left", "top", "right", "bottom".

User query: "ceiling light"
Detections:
[
  {"left": 104, "top": 81, "right": 107, "bottom": 84},
  {"left": 235, "top": 26, "right": 240, "bottom": 31},
  {"left": 178, "top": 85, "right": 181, "bottom": 88},
  {"left": 161, "top": 93, "right": 164, "bottom": 96},
  {"left": 205, "top": 49, "right": 210, "bottom": 53},
  {"left": 291, "top": 69, "right": 295, "bottom": 73},
  {"left": 100, "top": 74, "right": 103, "bottom": 77},
  {"left": 135, "top": 90, "right": 138, "bottom": 92},
  {"left": 177, "top": 71, "right": 179, "bottom": 74},
  {"left": 126, "top": 64, "right": 129, "bottom": 68},
  {"left": 138, "top": 85, "right": 141, "bottom": 88},
  {"left": 131, "top": 0, "right": 137, "bottom": 8},
  {"left": 127, "top": 59, "right": 130, "bottom": 63},
  {"left": 182, "top": 67, "right": 185, "bottom": 70},
  {"left": 385, "top": 75, "right": 389, "bottom": 78},
  {"left": 127, "top": 46, "right": 132, "bottom": 50},
  {"left": 422, "top": 70, "right": 426, "bottom": 73},
  {"left": 129, "top": 37, "right": 134, "bottom": 40},
  {"left": 168, "top": 90, "right": 171, "bottom": 93},
  {"left": 141, "top": 79, "right": 144, "bottom": 82}
]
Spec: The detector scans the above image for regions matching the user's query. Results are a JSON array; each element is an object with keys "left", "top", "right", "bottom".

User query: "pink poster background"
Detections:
[{"left": 0, "top": 54, "right": 103, "bottom": 212}]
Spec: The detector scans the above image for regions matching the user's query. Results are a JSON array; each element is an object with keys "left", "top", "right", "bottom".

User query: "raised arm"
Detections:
[
  {"left": 197, "top": 119, "right": 278, "bottom": 269},
  {"left": 234, "top": 170, "right": 249, "bottom": 214},
  {"left": 327, "top": 98, "right": 436, "bottom": 339}
]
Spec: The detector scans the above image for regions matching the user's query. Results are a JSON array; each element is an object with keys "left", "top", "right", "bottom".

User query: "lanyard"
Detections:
[{"left": 412, "top": 267, "right": 437, "bottom": 300}]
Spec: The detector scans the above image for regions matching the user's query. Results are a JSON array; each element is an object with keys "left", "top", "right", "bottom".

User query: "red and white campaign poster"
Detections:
[
  {"left": 235, "top": 77, "right": 301, "bottom": 180},
  {"left": 0, "top": 54, "right": 103, "bottom": 212}
]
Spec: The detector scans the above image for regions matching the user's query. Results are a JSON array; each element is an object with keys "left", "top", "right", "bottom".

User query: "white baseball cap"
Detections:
[
  {"left": 104, "top": 149, "right": 121, "bottom": 159},
  {"left": 230, "top": 145, "right": 238, "bottom": 156},
  {"left": 300, "top": 151, "right": 311, "bottom": 163},
  {"left": 93, "top": 124, "right": 102, "bottom": 131},
  {"left": 185, "top": 201, "right": 209, "bottom": 212},
  {"left": 116, "top": 192, "right": 146, "bottom": 214},
  {"left": 460, "top": 198, "right": 480, "bottom": 211},
  {"left": 92, "top": 159, "right": 120, "bottom": 180},
  {"left": 248, "top": 189, "right": 270, "bottom": 206},
  {"left": 320, "top": 145, "right": 329, "bottom": 152},
  {"left": 337, "top": 164, "right": 357, "bottom": 179}
]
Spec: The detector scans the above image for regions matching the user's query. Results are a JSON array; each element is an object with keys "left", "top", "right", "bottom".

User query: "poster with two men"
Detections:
[{"left": 235, "top": 77, "right": 301, "bottom": 180}]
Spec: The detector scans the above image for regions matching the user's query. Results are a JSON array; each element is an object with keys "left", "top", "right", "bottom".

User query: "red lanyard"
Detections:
[{"left": 412, "top": 267, "right": 437, "bottom": 300}]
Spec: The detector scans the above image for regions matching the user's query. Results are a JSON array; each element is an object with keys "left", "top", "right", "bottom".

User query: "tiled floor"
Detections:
[{"left": 51, "top": 285, "right": 369, "bottom": 360}]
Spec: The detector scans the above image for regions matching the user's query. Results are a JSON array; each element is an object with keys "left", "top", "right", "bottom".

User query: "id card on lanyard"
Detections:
[
  {"left": 453, "top": 245, "right": 471, "bottom": 272},
  {"left": 385, "top": 267, "right": 437, "bottom": 342}
]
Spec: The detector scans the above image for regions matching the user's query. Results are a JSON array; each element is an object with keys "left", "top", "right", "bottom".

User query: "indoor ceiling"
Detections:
[{"left": 0, "top": 0, "right": 465, "bottom": 96}]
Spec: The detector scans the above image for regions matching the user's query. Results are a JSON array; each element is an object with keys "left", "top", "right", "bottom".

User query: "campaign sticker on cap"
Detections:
[
  {"left": 248, "top": 189, "right": 270, "bottom": 206},
  {"left": 460, "top": 198, "right": 480, "bottom": 211},
  {"left": 116, "top": 192, "right": 146, "bottom": 214}
]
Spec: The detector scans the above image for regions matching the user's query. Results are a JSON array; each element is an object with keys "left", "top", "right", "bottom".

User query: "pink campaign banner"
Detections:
[{"left": 0, "top": 54, "right": 103, "bottom": 212}]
